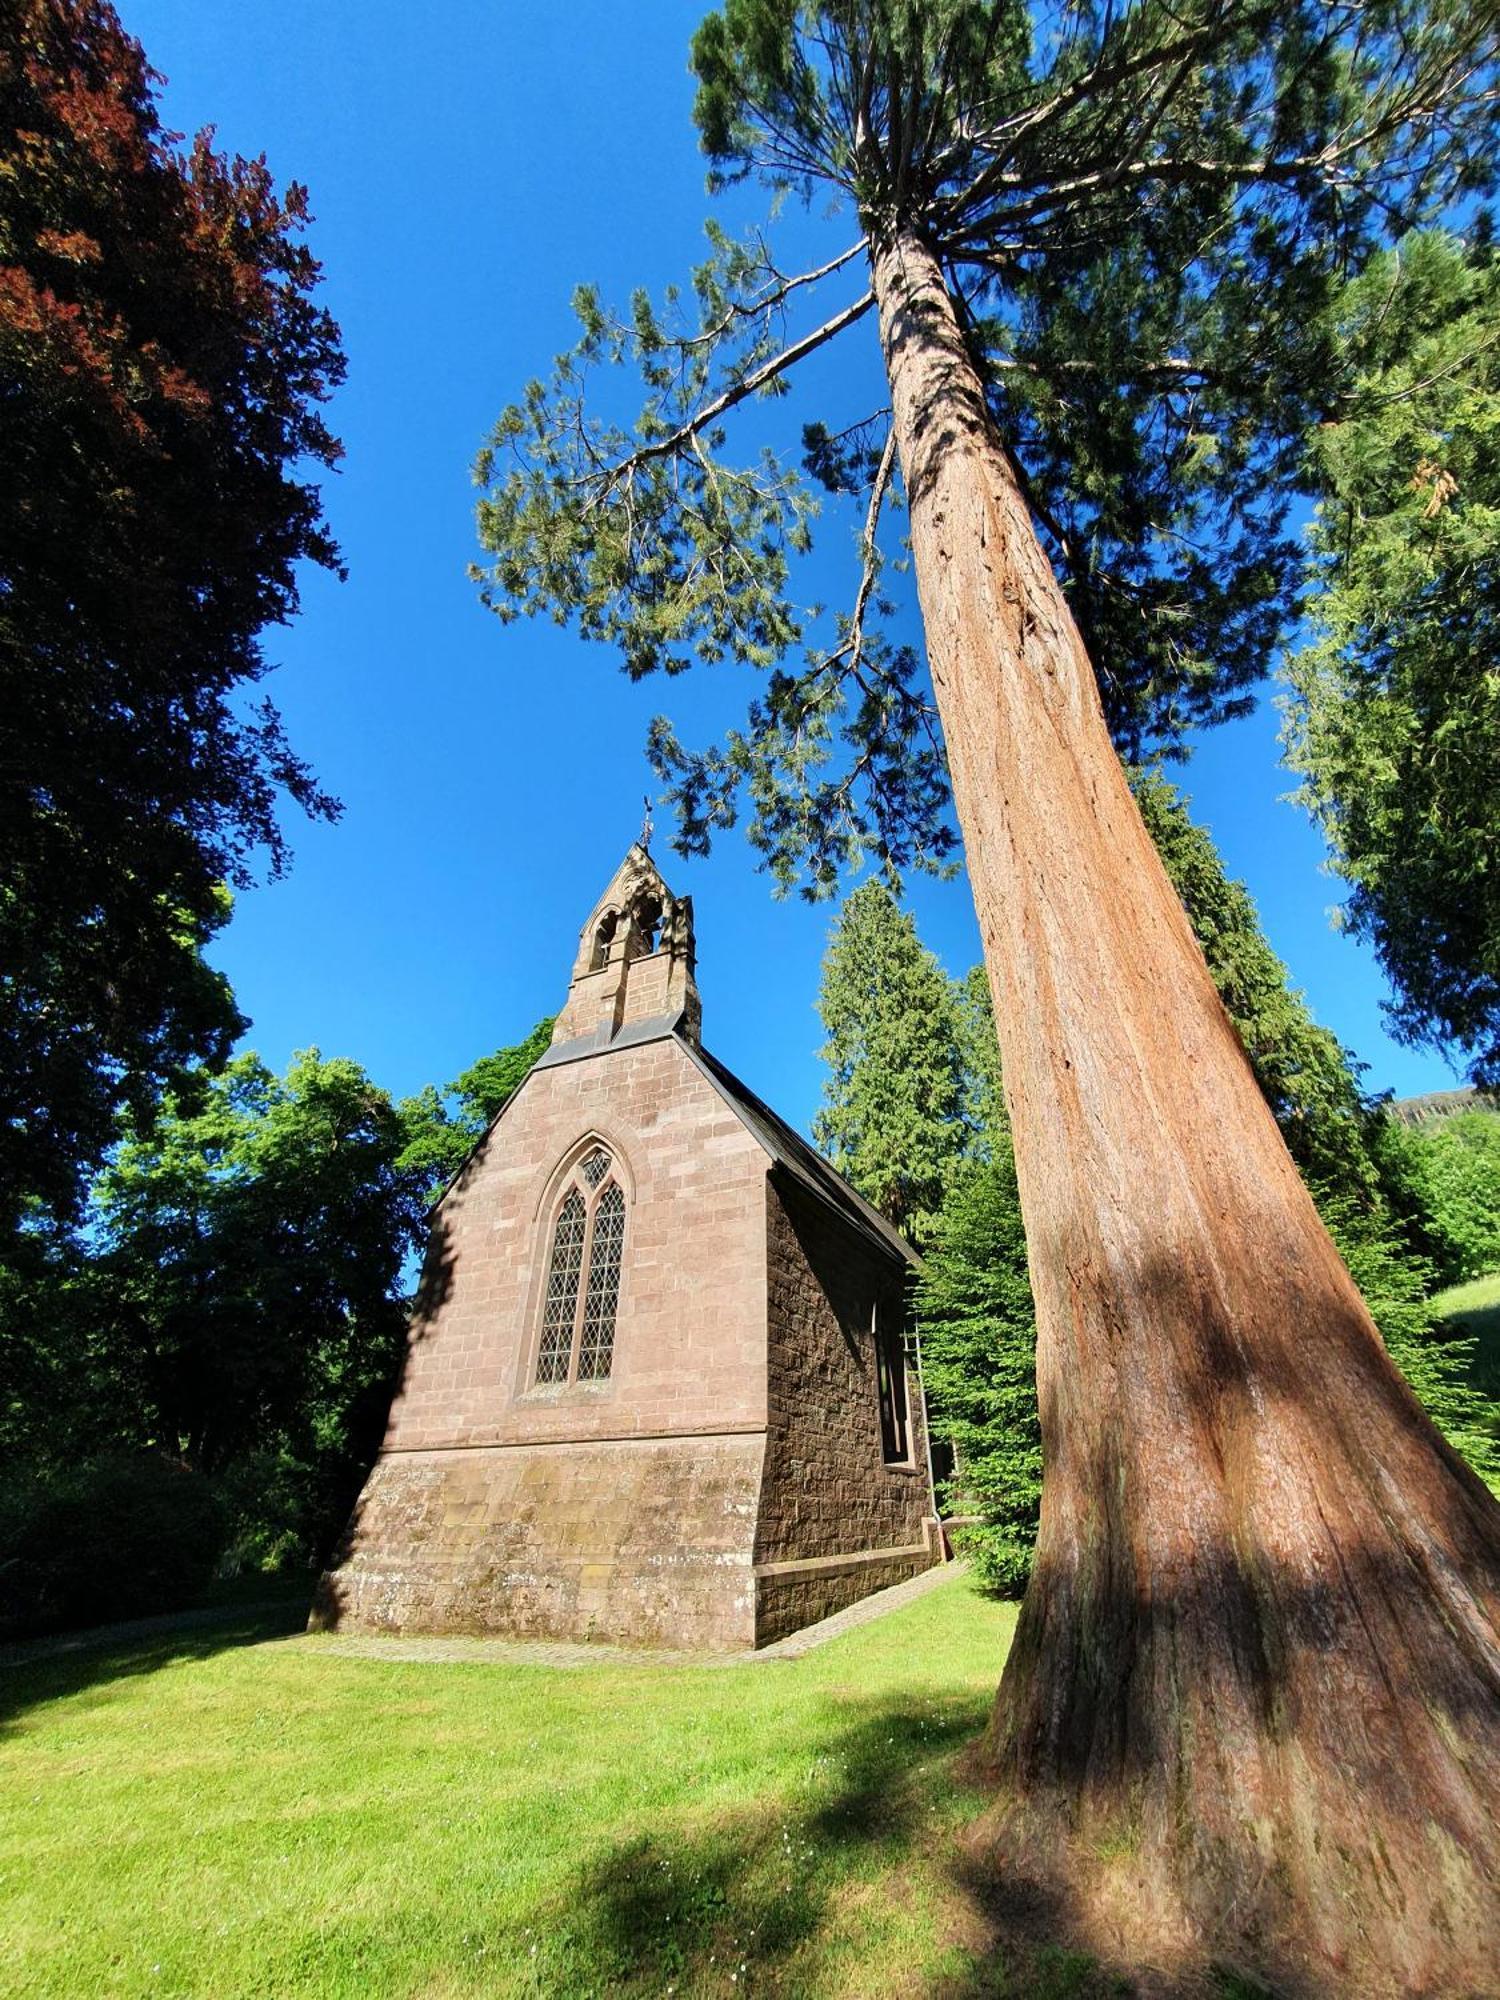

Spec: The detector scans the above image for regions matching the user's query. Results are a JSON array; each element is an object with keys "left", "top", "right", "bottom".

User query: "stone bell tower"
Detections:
[{"left": 549, "top": 843, "right": 702, "bottom": 1052}]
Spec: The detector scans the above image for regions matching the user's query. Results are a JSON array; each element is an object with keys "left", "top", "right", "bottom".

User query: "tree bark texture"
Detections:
[{"left": 872, "top": 225, "right": 1500, "bottom": 1996}]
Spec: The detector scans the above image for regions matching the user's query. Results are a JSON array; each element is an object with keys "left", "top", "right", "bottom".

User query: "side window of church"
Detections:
[
  {"left": 874, "top": 1300, "right": 911, "bottom": 1465},
  {"left": 535, "top": 1147, "right": 626, "bottom": 1386}
]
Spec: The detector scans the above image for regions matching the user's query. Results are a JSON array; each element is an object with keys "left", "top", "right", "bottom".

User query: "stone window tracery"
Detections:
[
  {"left": 533, "top": 1146, "right": 627, "bottom": 1386},
  {"left": 536, "top": 1190, "right": 587, "bottom": 1384}
]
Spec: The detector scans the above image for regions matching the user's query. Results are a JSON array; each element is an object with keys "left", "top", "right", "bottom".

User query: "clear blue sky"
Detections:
[{"left": 123, "top": 0, "right": 1461, "bottom": 1136}]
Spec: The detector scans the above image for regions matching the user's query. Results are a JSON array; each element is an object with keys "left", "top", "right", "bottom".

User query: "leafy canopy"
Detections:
[
  {"left": 396, "top": 1018, "right": 556, "bottom": 1203},
  {"left": 0, "top": 1, "right": 345, "bottom": 1235},
  {"left": 92, "top": 1051, "right": 424, "bottom": 1491},
  {"left": 1284, "top": 229, "right": 1500, "bottom": 1088},
  {"left": 476, "top": 1, "right": 1497, "bottom": 894},
  {"left": 1400, "top": 1109, "right": 1500, "bottom": 1286},
  {"left": 1, "top": 1018, "right": 559, "bottom": 1570}
]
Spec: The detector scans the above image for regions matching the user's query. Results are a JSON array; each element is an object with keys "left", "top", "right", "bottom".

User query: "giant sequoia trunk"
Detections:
[{"left": 872, "top": 226, "right": 1500, "bottom": 1995}]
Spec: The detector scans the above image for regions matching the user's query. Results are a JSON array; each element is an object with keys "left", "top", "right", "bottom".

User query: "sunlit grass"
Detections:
[
  {"left": 1431, "top": 1269, "right": 1500, "bottom": 1429},
  {"left": 3, "top": 1574, "right": 1028, "bottom": 1998}
]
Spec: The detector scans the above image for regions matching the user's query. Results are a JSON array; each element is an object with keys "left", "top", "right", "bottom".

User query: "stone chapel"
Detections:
[{"left": 314, "top": 845, "right": 942, "bottom": 1650}]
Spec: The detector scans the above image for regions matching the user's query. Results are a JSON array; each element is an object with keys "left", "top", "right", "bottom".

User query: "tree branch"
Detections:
[{"left": 592, "top": 290, "right": 875, "bottom": 488}]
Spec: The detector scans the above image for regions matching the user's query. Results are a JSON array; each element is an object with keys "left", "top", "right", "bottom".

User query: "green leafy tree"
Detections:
[
  {"left": 396, "top": 1018, "right": 556, "bottom": 1202},
  {"left": 89, "top": 1051, "right": 424, "bottom": 1564},
  {"left": 476, "top": 7, "right": 1500, "bottom": 1981},
  {"left": 814, "top": 884, "right": 968, "bottom": 1241},
  {"left": 1400, "top": 1109, "right": 1500, "bottom": 1284},
  {"left": 0, "top": 1, "right": 345, "bottom": 1240},
  {"left": 1284, "top": 230, "right": 1500, "bottom": 1088}
]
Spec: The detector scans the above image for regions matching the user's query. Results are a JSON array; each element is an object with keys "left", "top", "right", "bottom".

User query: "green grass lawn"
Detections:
[
  {"left": 1, "top": 1574, "right": 1058, "bottom": 2000},
  {"left": 1432, "top": 1269, "right": 1500, "bottom": 1437}
]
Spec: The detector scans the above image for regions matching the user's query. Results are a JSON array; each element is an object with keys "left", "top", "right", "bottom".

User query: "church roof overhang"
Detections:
[{"left": 677, "top": 1039, "right": 919, "bottom": 1270}]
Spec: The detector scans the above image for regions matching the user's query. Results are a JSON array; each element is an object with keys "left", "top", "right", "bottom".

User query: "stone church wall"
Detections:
[
  {"left": 316, "top": 1038, "right": 771, "bottom": 1640},
  {"left": 753, "top": 1175, "right": 938, "bottom": 1645},
  {"left": 384, "top": 1038, "right": 769, "bottom": 1451},
  {"left": 312, "top": 1433, "right": 764, "bottom": 1650}
]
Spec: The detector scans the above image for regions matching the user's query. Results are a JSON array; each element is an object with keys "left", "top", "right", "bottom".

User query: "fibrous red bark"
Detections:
[{"left": 873, "top": 224, "right": 1500, "bottom": 1996}]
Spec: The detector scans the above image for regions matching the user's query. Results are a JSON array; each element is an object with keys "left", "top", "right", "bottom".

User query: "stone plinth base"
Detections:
[
  {"left": 753, "top": 1531, "right": 941, "bottom": 1648},
  {"left": 312, "top": 1434, "right": 764, "bottom": 1653}
]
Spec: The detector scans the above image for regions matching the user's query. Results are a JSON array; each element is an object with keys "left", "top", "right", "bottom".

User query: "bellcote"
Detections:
[{"left": 550, "top": 844, "right": 702, "bottom": 1051}]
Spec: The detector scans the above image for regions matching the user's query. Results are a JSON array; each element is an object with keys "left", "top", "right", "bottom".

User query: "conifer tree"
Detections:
[
  {"left": 1285, "top": 230, "right": 1500, "bottom": 1089},
  {"left": 476, "top": 8, "right": 1500, "bottom": 1984},
  {"left": 915, "top": 987, "right": 1041, "bottom": 1594},
  {"left": 917, "top": 796, "right": 1498, "bottom": 1603},
  {"left": 814, "top": 882, "right": 969, "bottom": 1242}
]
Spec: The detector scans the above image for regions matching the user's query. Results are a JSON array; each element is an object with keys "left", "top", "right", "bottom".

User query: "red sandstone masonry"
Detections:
[
  {"left": 384, "top": 1039, "right": 767, "bottom": 1452},
  {"left": 317, "top": 852, "right": 937, "bottom": 1649},
  {"left": 753, "top": 1176, "right": 937, "bottom": 1642}
]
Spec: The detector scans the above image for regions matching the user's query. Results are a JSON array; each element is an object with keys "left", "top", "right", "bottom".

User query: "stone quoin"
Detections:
[{"left": 313, "top": 845, "right": 942, "bottom": 1649}]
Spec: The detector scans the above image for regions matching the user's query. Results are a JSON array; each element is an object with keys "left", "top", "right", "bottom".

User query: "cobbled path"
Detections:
[{"left": 287, "top": 1560, "right": 966, "bottom": 1672}]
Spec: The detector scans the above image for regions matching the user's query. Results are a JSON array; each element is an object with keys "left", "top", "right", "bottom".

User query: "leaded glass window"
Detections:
[
  {"left": 533, "top": 1147, "right": 628, "bottom": 1386},
  {"left": 577, "top": 1181, "right": 625, "bottom": 1380},
  {"left": 536, "top": 1190, "right": 587, "bottom": 1383}
]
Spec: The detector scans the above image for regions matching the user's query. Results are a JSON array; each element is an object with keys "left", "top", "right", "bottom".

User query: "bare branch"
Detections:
[{"left": 594, "top": 290, "right": 875, "bottom": 488}]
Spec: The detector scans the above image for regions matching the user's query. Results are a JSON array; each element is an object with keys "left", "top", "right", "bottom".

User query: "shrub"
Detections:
[
  {"left": 1401, "top": 1111, "right": 1500, "bottom": 1284},
  {"left": 0, "top": 1453, "right": 226, "bottom": 1638}
]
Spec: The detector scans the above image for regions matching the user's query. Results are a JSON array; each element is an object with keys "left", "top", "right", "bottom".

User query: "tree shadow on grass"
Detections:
[
  {"left": 0, "top": 1592, "right": 309, "bottom": 1733},
  {"left": 523, "top": 1684, "right": 1135, "bottom": 2000}
]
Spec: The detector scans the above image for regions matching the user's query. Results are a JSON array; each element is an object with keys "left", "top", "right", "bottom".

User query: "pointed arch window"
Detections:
[{"left": 534, "top": 1147, "right": 627, "bottom": 1385}]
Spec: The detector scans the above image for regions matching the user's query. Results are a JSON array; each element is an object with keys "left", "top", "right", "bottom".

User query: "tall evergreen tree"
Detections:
[
  {"left": 916, "top": 962, "right": 1041, "bottom": 1593},
  {"left": 1284, "top": 230, "right": 1500, "bottom": 1089},
  {"left": 922, "top": 800, "right": 1498, "bottom": 1618},
  {"left": 476, "top": 8, "right": 1500, "bottom": 1983},
  {"left": 0, "top": 2, "right": 345, "bottom": 1241},
  {"left": 814, "top": 882, "right": 968, "bottom": 1241}
]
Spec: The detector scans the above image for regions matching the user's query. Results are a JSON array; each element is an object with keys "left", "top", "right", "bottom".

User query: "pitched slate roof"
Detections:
[{"left": 678, "top": 1040, "right": 918, "bottom": 1268}]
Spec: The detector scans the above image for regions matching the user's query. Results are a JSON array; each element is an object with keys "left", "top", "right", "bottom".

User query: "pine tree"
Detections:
[
  {"left": 475, "top": 9, "right": 1500, "bottom": 1983},
  {"left": 814, "top": 882, "right": 969, "bottom": 1242},
  {"left": 1284, "top": 230, "right": 1500, "bottom": 1088}
]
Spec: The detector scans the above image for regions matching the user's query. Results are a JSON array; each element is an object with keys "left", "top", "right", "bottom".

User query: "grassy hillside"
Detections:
[
  {"left": 1432, "top": 1270, "right": 1500, "bottom": 1446},
  {"left": 1, "top": 1575, "right": 1094, "bottom": 1999}
]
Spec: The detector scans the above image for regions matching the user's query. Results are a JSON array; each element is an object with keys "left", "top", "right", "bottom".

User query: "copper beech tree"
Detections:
[
  {"left": 0, "top": 1, "right": 344, "bottom": 1239},
  {"left": 474, "top": 4, "right": 1500, "bottom": 1991}
]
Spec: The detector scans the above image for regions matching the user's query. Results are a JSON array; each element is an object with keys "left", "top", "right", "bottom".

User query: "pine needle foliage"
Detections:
[
  {"left": 814, "top": 882, "right": 972, "bottom": 1243},
  {"left": 1284, "top": 229, "right": 1500, "bottom": 1088},
  {"left": 917, "top": 1144, "right": 1042, "bottom": 1594},
  {"left": 474, "top": 1, "right": 1499, "bottom": 896}
]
